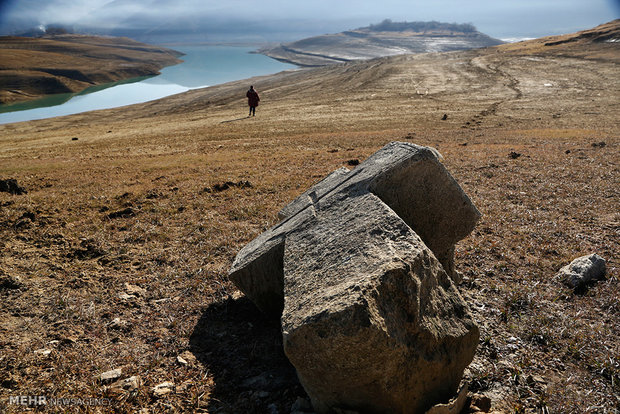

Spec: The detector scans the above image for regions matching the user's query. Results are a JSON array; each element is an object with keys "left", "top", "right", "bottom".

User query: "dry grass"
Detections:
[{"left": 0, "top": 25, "right": 618, "bottom": 413}]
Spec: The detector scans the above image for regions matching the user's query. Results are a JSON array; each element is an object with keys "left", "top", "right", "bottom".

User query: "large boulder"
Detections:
[
  {"left": 229, "top": 142, "right": 480, "bottom": 313},
  {"left": 282, "top": 191, "right": 479, "bottom": 413},
  {"left": 228, "top": 141, "right": 481, "bottom": 412}
]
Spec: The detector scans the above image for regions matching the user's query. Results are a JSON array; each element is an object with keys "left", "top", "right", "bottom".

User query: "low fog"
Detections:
[{"left": 1, "top": 0, "right": 618, "bottom": 41}]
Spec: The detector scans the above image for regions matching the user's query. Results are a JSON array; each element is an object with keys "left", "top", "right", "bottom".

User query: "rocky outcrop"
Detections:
[{"left": 228, "top": 141, "right": 481, "bottom": 413}]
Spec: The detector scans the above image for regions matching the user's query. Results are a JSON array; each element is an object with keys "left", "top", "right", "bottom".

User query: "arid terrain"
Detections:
[
  {"left": 258, "top": 21, "right": 503, "bottom": 66},
  {"left": 0, "top": 20, "right": 618, "bottom": 413},
  {"left": 0, "top": 35, "right": 182, "bottom": 105}
]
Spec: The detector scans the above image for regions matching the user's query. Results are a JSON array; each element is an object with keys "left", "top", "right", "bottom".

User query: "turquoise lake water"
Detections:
[{"left": 0, "top": 45, "right": 296, "bottom": 125}]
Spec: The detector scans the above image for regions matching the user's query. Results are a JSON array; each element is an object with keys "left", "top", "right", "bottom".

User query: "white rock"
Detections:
[
  {"left": 34, "top": 348, "right": 52, "bottom": 357},
  {"left": 100, "top": 368, "right": 122, "bottom": 383},
  {"left": 124, "top": 282, "right": 147, "bottom": 297},
  {"left": 118, "top": 292, "right": 136, "bottom": 301},
  {"left": 557, "top": 254, "right": 606, "bottom": 289},
  {"left": 152, "top": 381, "right": 174, "bottom": 397}
]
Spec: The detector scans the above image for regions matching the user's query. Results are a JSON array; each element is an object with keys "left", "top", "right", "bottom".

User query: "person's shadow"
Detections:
[
  {"left": 220, "top": 116, "right": 251, "bottom": 124},
  {"left": 189, "top": 296, "right": 306, "bottom": 413}
]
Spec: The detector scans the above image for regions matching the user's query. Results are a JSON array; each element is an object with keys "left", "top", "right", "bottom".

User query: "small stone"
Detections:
[
  {"left": 120, "top": 376, "right": 141, "bottom": 391},
  {"left": 118, "top": 292, "right": 136, "bottom": 301},
  {"left": 557, "top": 253, "right": 606, "bottom": 290},
  {"left": 109, "top": 317, "right": 126, "bottom": 330},
  {"left": 152, "top": 381, "right": 174, "bottom": 397},
  {"left": 124, "top": 282, "right": 147, "bottom": 297},
  {"left": 34, "top": 348, "right": 52, "bottom": 357},
  {"left": 109, "top": 376, "right": 141, "bottom": 394},
  {"left": 100, "top": 368, "right": 122, "bottom": 383},
  {"left": 178, "top": 350, "right": 197, "bottom": 365},
  {"left": 441, "top": 113, "right": 448, "bottom": 120}
]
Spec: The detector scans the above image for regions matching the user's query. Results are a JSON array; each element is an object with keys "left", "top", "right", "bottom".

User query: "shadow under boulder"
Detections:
[{"left": 189, "top": 296, "right": 306, "bottom": 414}]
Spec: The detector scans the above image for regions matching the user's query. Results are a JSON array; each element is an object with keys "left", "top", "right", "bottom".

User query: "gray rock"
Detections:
[
  {"left": 228, "top": 142, "right": 481, "bottom": 412},
  {"left": 99, "top": 368, "right": 122, "bottom": 383},
  {"left": 107, "top": 375, "right": 141, "bottom": 395},
  {"left": 557, "top": 254, "right": 606, "bottom": 289},
  {"left": 278, "top": 167, "right": 350, "bottom": 220},
  {"left": 282, "top": 192, "right": 479, "bottom": 413},
  {"left": 229, "top": 142, "right": 480, "bottom": 315},
  {"left": 151, "top": 381, "right": 174, "bottom": 398}
]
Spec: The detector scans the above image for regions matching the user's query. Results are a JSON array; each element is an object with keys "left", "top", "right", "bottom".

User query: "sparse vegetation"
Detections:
[{"left": 0, "top": 21, "right": 618, "bottom": 414}]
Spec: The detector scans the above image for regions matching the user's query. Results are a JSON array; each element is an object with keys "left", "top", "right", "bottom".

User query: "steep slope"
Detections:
[
  {"left": 258, "top": 21, "right": 504, "bottom": 66},
  {"left": 0, "top": 35, "right": 183, "bottom": 104}
]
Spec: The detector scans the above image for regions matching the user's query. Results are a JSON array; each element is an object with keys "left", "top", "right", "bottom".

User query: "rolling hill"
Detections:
[
  {"left": 258, "top": 20, "right": 504, "bottom": 66},
  {"left": 0, "top": 35, "right": 182, "bottom": 105}
]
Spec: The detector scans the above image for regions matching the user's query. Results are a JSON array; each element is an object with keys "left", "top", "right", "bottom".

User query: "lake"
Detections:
[{"left": 0, "top": 45, "right": 296, "bottom": 125}]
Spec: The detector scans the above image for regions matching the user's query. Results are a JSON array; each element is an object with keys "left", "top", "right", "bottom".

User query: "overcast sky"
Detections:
[{"left": 1, "top": 0, "right": 618, "bottom": 39}]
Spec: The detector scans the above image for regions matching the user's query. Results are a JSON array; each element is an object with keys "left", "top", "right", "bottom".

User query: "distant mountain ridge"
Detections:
[{"left": 258, "top": 20, "right": 504, "bottom": 67}]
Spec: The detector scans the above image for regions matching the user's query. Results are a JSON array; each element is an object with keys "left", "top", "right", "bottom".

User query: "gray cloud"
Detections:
[{"left": 1, "top": 0, "right": 617, "bottom": 39}]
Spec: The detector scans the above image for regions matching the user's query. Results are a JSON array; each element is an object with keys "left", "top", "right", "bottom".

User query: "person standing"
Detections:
[{"left": 246, "top": 85, "right": 260, "bottom": 117}]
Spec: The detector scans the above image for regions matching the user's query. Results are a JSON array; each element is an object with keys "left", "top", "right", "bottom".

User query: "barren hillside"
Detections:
[
  {"left": 258, "top": 20, "right": 503, "bottom": 66},
  {"left": 0, "top": 35, "right": 182, "bottom": 105},
  {"left": 0, "top": 21, "right": 618, "bottom": 413}
]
